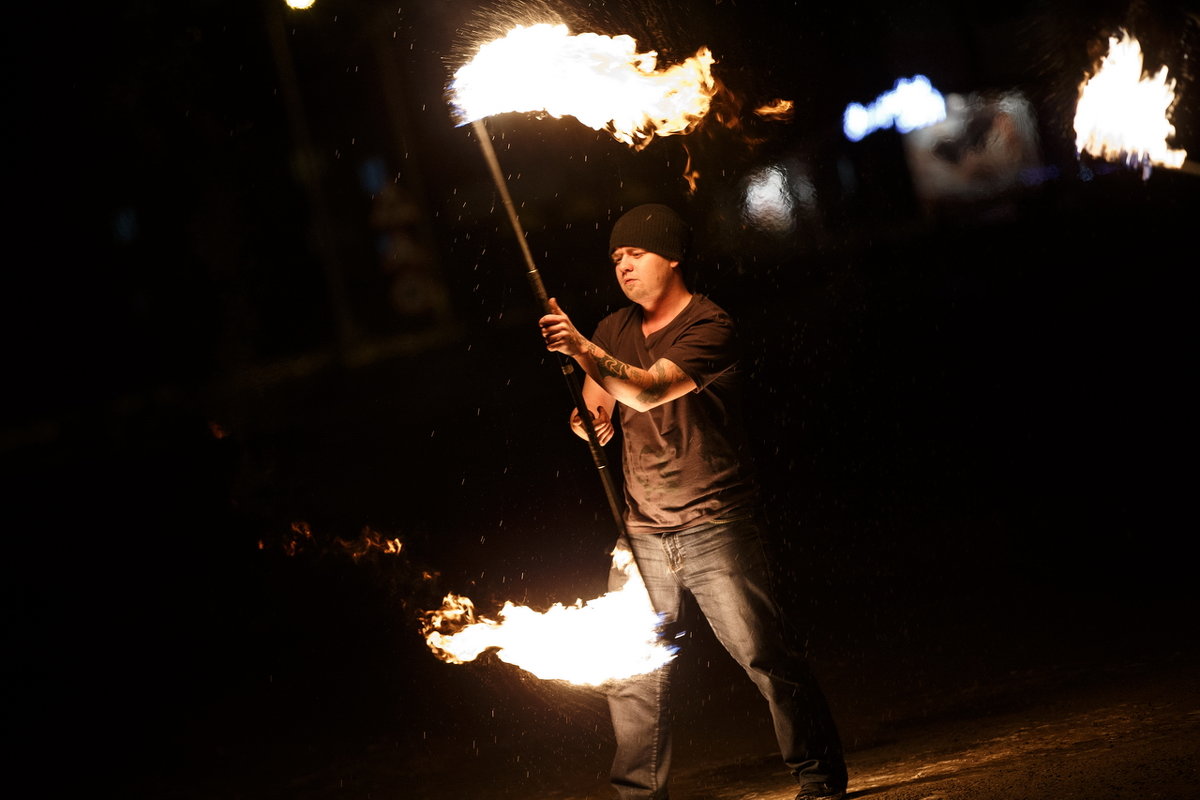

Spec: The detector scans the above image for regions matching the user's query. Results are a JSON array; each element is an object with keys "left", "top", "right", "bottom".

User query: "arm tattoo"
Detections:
[
  {"left": 635, "top": 360, "right": 684, "bottom": 405},
  {"left": 590, "top": 345, "right": 634, "bottom": 382},
  {"left": 588, "top": 343, "right": 685, "bottom": 406}
]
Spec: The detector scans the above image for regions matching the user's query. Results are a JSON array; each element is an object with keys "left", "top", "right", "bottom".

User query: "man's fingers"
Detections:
[
  {"left": 591, "top": 406, "right": 614, "bottom": 445},
  {"left": 571, "top": 406, "right": 613, "bottom": 445}
]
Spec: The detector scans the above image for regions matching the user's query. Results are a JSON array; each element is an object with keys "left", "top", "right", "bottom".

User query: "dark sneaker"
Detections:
[{"left": 795, "top": 782, "right": 846, "bottom": 800}]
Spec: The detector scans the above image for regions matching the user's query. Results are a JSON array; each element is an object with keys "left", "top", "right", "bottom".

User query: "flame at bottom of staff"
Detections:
[{"left": 422, "top": 545, "right": 676, "bottom": 686}]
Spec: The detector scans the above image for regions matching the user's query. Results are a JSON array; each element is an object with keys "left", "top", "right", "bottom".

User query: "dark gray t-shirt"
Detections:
[{"left": 592, "top": 294, "right": 759, "bottom": 534}]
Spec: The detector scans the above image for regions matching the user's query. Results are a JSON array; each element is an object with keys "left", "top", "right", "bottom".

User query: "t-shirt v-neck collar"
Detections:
[{"left": 641, "top": 293, "right": 698, "bottom": 342}]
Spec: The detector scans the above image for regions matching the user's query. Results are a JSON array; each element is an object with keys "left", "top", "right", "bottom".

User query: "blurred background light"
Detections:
[
  {"left": 843, "top": 74, "right": 947, "bottom": 142},
  {"left": 739, "top": 160, "right": 818, "bottom": 236}
]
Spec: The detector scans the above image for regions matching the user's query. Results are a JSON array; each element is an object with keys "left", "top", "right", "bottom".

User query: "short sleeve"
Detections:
[{"left": 657, "top": 309, "right": 738, "bottom": 391}]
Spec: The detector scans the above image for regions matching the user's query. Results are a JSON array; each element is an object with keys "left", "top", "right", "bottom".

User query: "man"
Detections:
[{"left": 539, "top": 204, "right": 847, "bottom": 800}]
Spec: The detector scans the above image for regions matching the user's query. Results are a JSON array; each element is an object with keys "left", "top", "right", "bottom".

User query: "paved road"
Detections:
[
  {"left": 143, "top": 582, "right": 1191, "bottom": 800},
  {"left": 664, "top": 650, "right": 1199, "bottom": 800}
]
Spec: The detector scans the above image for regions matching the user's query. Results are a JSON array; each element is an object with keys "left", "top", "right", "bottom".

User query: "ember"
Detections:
[
  {"left": 754, "top": 98, "right": 795, "bottom": 121},
  {"left": 449, "top": 23, "right": 716, "bottom": 150},
  {"left": 422, "top": 545, "right": 675, "bottom": 686},
  {"left": 336, "top": 526, "right": 403, "bottom": 560},
  {"left": 1074, "top": 30, "right": 1187, "bottom": 177}
]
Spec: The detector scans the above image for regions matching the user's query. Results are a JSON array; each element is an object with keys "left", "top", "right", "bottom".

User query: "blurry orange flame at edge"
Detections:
[{"left": 1074, "top": 29, "right": 1187, "bottom": 172}]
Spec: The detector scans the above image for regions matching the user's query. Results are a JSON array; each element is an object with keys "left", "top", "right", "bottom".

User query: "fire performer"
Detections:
[{"left": 539, "top": 204, "right": 847, "bottom": 800}]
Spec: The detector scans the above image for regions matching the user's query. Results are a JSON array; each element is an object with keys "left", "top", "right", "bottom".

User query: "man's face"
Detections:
[{"left": 611, "top": 246, "right": 679, "bottom": 304}]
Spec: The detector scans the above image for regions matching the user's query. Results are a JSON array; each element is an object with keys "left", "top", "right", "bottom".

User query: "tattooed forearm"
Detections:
[
  {"left": 590, "top": 345, "right": 634, "bottom": 382},
  {"left": 635, "top": 360, "right": 683, "bottom": 405},
  {"left": 584, "top": 343, "right": 690, "bottom": 409}
]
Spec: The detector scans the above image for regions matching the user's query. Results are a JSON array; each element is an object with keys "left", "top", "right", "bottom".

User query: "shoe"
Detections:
[{"left": 795, "top": 782, "right": 846, "bottom": 800}]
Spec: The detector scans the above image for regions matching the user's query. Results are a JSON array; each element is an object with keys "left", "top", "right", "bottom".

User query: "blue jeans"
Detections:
[{"left": 606, "top": 515, "right": 845, "bottom": 799}]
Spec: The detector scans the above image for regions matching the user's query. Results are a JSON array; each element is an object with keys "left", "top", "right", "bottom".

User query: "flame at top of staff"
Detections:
[
  {"left": 449, "top": 23, "right": 717, "bottom": 150},
  {"left": 1074, "top": 30, "right": 1187, "bottom": 171}
]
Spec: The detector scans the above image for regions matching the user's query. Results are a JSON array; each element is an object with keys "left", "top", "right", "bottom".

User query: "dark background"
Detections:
[{"left": 3, "top": 1, "right": 1197, "bottom": 798}]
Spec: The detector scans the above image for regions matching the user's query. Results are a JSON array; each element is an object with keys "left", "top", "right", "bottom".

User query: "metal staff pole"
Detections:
[{"left": 469, "top": 119, "right": 638, "bottom": 566}]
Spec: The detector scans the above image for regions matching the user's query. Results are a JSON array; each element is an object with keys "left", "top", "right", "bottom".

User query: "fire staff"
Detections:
[{"left": 539, "top": 203, "right": 848, "bottom": 800}]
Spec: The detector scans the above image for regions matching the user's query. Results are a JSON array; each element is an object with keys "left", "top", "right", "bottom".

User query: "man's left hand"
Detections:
[{"left": 539, "top": 297, "right": 589, "bottom": 357}]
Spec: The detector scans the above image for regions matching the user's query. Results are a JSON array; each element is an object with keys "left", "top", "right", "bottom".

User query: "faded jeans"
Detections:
[{"left": 606, "top": 515, "right": 845, "bottom": 800}]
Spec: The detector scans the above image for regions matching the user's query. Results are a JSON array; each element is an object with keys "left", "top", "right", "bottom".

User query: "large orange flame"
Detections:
[
  {"left": 449, "top": 23, "right": 716, "bottom": 151},
  {"left": 1074, "top": 30, "right": 1187, "bottom": 172},
  {"left": 422, "top": 544, "right": 675, "bottom": 686}
]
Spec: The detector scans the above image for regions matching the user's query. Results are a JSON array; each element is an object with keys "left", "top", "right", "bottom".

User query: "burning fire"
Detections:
[
  {"left": 258, "top": 521, "right": 405, "bottom": 560},
  {"left": 449, "top": 23, "right": 717, "bottom": 150},
  {"left": 755, "top": 98, "right": 795, "bottom": 121},
  {"left": 336, "top": 526, "right": 403, "bottom": 560},
  {"left": 1074, "top": 30, "right": 1187, "bottom": 173},
  {"left": 422, "top": 544, "right": 675, "bottom": 686}
]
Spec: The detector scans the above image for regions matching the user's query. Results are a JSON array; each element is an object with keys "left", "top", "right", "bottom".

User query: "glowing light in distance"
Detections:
[
  {"left": 285, "top": 0, "right": 315, "bottom": 9},
  {"left": 740, "top": 162, "right": 817, "bottom": 235},
  {"left": 843, "top": 75, "right": 947, "bottom": 142}
]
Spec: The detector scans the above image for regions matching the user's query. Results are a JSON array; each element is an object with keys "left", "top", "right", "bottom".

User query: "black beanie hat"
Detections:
[{"left": 609, "top": 204, "right": 688, "bottom": 262}]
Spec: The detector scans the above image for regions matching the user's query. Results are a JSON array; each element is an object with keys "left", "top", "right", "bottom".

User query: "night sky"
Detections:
[{"left": 5, "top": 1, "right": 1198, "bottom": 798}]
